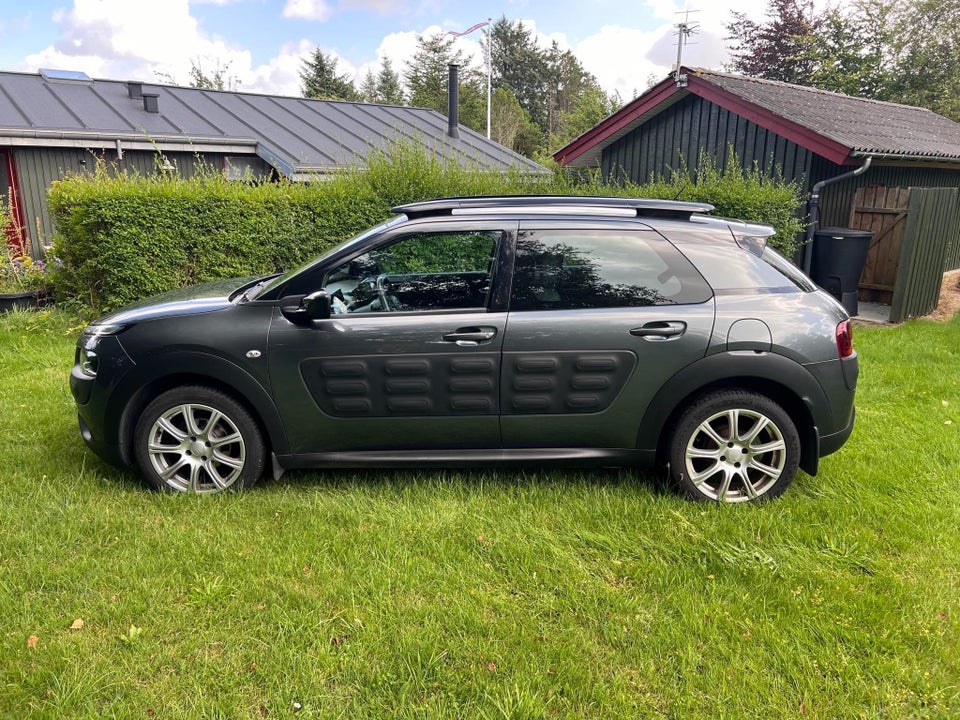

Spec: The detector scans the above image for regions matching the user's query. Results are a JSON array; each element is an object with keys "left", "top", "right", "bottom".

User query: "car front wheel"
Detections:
[
  {"left": 669, "top": 390, "right": 800, "bottom": 503},
  {"left": 134, "top": 386, "right": 266, "bottom": 493}
]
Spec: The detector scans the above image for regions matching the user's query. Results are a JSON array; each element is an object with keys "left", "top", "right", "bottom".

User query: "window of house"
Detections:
[{"left": 224, "top": 156, "right": 262, "bottom": 181}]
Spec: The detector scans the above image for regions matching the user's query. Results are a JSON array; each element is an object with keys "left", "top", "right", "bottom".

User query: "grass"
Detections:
[{"left": 0, "top": 308, "right": 958, "bottom": 719}]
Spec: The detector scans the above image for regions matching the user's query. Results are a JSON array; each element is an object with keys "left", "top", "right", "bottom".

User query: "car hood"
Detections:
[{"left": 91, "top": 276, "right": 264, "bottom": 327}]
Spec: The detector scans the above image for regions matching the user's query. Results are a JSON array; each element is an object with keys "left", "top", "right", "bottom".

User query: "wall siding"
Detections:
[
  {"left": 11, "top": 147, "right": 271, "bottom": 257},
  {"left": 602, "top": 95, "right": 813, "bottom": 187},
  {"left": 811, "top": 156, "right": 960, "bottom": 228}
]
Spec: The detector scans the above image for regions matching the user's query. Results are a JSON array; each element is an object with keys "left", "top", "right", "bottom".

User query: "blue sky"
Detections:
[{"left": 0, "top": 0, "right": 774, "bottom": 99}]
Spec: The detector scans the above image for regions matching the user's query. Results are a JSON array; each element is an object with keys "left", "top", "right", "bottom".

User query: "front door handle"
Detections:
[
  {"left": 630, "top": 321, "right": 687, "bottom": 340},
  {"left": 442, "top": 326, "right": 498, "bottom": 346}
]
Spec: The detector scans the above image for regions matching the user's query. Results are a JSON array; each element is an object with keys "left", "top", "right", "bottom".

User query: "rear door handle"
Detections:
[
  {"left": 442, "top": 326, "right": 498, "bottom": 346},
  {"left": 630, "top": 321, "right": 687, "bottom": 340}
]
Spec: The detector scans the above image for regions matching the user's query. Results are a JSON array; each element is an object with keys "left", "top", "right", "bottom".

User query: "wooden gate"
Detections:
[
  {"left": 890, "top": 188, "right": 960, "bottom": 323},
  {"left": 848, "top": 186, "right": 910, "bottom": 304},
  {"left": 848, "top": 185, "right": 959, "bottom": 321}
]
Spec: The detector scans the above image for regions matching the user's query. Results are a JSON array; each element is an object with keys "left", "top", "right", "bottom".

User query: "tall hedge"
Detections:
[{"left": 48, "top": 144, "right": 803, "bottom": 312}]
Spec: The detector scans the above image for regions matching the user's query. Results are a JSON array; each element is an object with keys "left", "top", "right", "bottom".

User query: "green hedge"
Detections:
[{"left": 49, "top": 144, "right": 803, "bottom": 312}]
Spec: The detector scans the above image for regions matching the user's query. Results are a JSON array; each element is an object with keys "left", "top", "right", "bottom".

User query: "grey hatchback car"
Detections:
[{"left": 70, "top": 196, "right": 857, "bottom": 502}]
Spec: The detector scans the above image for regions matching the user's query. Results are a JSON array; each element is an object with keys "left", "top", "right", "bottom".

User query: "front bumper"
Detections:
[{"left": 70, "top": 334, "right": 134, "bottom": 468}]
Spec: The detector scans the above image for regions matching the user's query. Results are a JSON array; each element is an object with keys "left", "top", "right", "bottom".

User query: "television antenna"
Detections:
[{"left": 674, "top": 9, "right": 700, "bottom": 87}]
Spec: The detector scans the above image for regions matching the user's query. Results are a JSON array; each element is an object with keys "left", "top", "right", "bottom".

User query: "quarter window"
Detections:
[
  {"left": 324, "top": 231, "right": 501, "bottom": 313},
  {"left": 510, "top": 230, "right": 711, "bottom": 310}
]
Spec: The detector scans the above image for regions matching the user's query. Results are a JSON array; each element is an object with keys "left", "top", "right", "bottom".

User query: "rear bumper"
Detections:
[{"left": 820, "top": 406, "right": 855, "bottom": 458}]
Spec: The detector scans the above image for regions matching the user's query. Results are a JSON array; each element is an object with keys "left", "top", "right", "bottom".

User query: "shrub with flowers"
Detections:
[
  {"left": 1, "top": 204, "right": 60, "bottom": 295},
  {"left": 1, "top": 245, "right": 61, "bottom": 294}
]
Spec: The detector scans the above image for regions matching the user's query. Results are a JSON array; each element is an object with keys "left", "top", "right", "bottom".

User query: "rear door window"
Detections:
[{"left": 509, "top": 230, "right": 712, "bottom": 311}]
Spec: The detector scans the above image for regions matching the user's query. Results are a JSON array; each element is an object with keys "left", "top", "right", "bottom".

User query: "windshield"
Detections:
[{"left": 247, "top": 216, "right": 405, "bottom": 300}]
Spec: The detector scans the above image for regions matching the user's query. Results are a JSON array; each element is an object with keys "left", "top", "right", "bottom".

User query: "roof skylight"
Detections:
[{"left": 40, "top": 68, "right": 92, "bottom": 83}]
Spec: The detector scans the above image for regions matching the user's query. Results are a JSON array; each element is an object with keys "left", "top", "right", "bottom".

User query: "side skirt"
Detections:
[{"left": 275, "top": 448, "right": 654, "bottom": 471}]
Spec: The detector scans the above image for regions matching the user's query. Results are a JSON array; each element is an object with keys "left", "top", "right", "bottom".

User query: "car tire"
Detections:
[
  {"left": 134, "top": 386, "right": 265, "bottom": 493},
  {"left": 668, "top": 389, "right": 800, "bottom": 503}
]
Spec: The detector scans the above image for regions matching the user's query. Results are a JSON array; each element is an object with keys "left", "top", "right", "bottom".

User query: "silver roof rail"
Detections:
[{"left": 393, "top": 195, "right": 715, "bottom": 220}]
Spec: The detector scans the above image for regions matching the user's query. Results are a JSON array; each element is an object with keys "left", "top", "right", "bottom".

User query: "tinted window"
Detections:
[
  {"left": 761, "top": 247, "right": 817, "bottom": 292},
  {"left": 324, "top": 231, "right": 500, "bottom": 313},
  {"left": 510, "top": 230, "right": 711, "bottom": 311},
  {"left": 671, "top": 235, "right": 804, "bottom": 293}
]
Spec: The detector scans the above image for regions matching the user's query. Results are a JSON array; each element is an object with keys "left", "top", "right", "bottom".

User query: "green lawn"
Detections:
[{"left": 1, "top": 309, "right": 958, "bottom": 719}]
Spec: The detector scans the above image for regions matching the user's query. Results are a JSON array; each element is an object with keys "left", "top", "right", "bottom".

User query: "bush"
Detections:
[
  {"left": 48, "top": 145, "right": 803, "bottom": 312},
  {"left": 635, "top": 149, "right": 805, "bottom": 258}
]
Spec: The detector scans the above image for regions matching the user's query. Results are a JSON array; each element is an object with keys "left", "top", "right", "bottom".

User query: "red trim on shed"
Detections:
[
  {"left": 553, "top": 68, "right": 855, "bottom": 168},
  {"left": 553, "top": 76, "right": 682, "bottom": 166},
  {"left": 1, "top": 150, "right": 29, "bottom": 254}
]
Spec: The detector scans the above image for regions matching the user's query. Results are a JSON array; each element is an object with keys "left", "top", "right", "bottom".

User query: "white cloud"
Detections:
[
  {"left": 244, "top": 39, "right": 313, "bottom": 96},
  {"left": 377, "top": 30, "right": 423, "bottom": 69},
  {"left": 19, "top": 0, "right": 254, "bottom": 85},
  {"left": 576, "top": 24, "right": 672, "bottom": 101},
  {"left": 283, "top": 0, "right": 333, "bottom": 21},
  {"left": 10, "top": 0, "right": 857, "bottom": 107},
  {"left": 571, "top": 0, "right": 793, "bottom": 101},
  {"left": 339, "top": 0, "right": 407, "bottom": 11},
  {"left": 15, "top": 0, "right": 320, "bottom": 97},
  {"left": 283, "top": 0, "right": 405, "bottom": 21}
]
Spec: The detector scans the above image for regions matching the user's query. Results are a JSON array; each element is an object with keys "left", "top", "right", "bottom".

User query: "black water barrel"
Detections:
[{"left": 810, "top": 227, "right": 873, "bottom": 316}]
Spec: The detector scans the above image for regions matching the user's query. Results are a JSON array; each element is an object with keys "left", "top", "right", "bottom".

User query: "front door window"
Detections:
[{"left": 324, "top": 231, "right": 501, "bottom": 313}]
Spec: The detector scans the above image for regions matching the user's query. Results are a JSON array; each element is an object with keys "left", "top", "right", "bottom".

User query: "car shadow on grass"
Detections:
[{"left": 270, "top": 464, "right": 672, "bottom": 498}]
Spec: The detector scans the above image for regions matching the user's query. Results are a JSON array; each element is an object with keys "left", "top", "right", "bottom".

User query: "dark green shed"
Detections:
[{"left": 554, "top": 67, "right": 960, "bottom": 320}]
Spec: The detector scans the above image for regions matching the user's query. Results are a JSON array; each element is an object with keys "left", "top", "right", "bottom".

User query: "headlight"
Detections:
[
  {"left": 83, "top": 323, "right": 127, "bottom": 337},
  {"left": 78, "top": 323, "right": 127, "bottom": 377}
]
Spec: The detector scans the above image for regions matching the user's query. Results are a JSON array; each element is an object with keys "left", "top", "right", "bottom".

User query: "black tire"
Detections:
[
  {"left": 134, "top": 386, "right": 266, "bottom": 493},
  {"left": 668, "top": 389, "right": 800, "bottom": 503}
]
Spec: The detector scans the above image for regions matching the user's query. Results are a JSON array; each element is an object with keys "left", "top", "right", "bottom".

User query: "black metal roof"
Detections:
[{"left": 0, "top": 70, "right": 546, "bottom": 179}]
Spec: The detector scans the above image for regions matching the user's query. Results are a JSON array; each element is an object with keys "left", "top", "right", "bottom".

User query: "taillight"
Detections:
[{"left": 836, "top": 320, "right": 854, "bottom": 358}]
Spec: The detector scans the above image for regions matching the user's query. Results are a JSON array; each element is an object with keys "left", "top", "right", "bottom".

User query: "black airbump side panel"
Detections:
[
  {"left": 502, "top": 351, "right": 636, "bottom": 414},
  {"left": 302, "top": 354, "right": 499, "bottom": 417}
]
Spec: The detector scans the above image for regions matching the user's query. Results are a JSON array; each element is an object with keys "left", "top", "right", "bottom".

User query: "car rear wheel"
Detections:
[
  {"left": 669, "top": 390, "right": 800, "bottom": 503},
  {"left": 134, "top": 386, "right": 265, "bottom": 493}
]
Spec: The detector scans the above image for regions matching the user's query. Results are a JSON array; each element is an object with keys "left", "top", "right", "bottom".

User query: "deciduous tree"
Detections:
[{"left": 726, "top": 0, "right": 820, "bottom": 84}]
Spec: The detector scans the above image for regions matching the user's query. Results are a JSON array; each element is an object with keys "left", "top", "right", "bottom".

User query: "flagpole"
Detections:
[{"left": 485, "top": 20, "right": 492, "bottom": 139}]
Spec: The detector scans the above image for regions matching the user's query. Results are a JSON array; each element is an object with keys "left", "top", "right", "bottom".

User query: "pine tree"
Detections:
[
  {"left": 404, "top": 34, "right": 485, "bottom": 133},
  {"left": 490, "top": 17, "right": 548, "bottom": 129},
  {"left": 300, "top": 48, "right": 360, "bottom": 101},
  {"left": 359, "top": 69, "right": 378, "bottom": 103},
  {"left": 375, "top": 57, "right": 405, "bottom": 105}
]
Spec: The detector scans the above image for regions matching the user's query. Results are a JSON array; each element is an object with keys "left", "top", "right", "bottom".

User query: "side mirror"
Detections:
[
  {"left": 280, "top": 290, "right": 331, "bottom": 324},
  {"left": 303, "top": 290, "right": 331, "bottom": 319}
]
